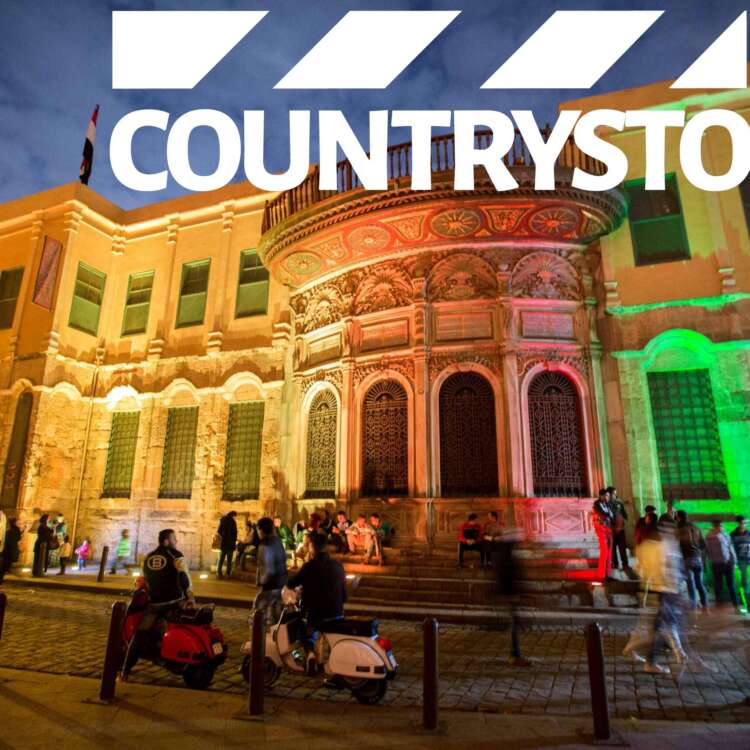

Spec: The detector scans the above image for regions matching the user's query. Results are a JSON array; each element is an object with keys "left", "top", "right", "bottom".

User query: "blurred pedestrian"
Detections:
[
  {"left": 236, "top": 520, "right": 255, "bottom": 571},
  {"left": 75, "top": 538, "right": 91, "bottom": 569},
  {"left": 482, "top": 511, "right": 503, "bottom": 569},
  {"left": 676, "top": 510, "right": 708, "bottom": 611},
  {"left": 110, "top": 529, "right": 131, "bottom": 574},
  {"left": 254, "top": 516, "right": 288, "bottom": 625},
  {"left": 706, "top": 519, "right": 739, "bottom": 611},
  {"left": 0, "top": 517, "right": 22, "bottom": 583},
  {"left": 593, "top": 489, "right": 614, "bottom": 579},
  {"left": 216, "top": 510, "right": 238, "bottom": 578},
  {"left": 274, "top": 515, "right": 294, "bottom": 552},
  {"left": 634, "top": 504, "right": 657, "bottom": 546},
  {"left": 658, "top": 500, "right": 677, "bottom": 528},
  {"left": 730, "top": 516, "right": 750, "bottom": 611},
  {"left": 58, "top": 535, "right": 72, "bottom": 575}
]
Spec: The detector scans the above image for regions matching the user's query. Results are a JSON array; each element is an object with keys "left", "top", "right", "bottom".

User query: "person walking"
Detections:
[
  {"left": 676, "top": 510, "right": 708, "bottom": 611},
  {"left": 75, "top": 538, "right": 91, "bottom": 569},
  {"left": 1, "top": 516, "right": 22, "bottom": 583},
  {"left": 110, "top": 529, "right": 132, "bottom": 574},
  {"left": 58, "top": 535, "right": 72, "bottom": 575},
  {"left": 730, "top": 516, "right": 750, "bottom": 611},
  {"left": 593, "top": 489, "right": 614, "bottom": 579},
  {"left": 705, "top": 519, "right": 739, "bottom": 611},
  {"left": 609, "top": 486, "right": 629, "bottom": 570},
  {"left": 254, "top": 516, "right": 288, "bottom": 624},
  {"left": 216, "top": 511, "right": 238, "bottom": 578},
  {"left": 634, "top": 504, "right": 657, "bottom": 546}
]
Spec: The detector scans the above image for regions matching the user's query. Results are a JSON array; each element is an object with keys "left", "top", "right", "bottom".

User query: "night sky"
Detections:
[{"left": 0, "top": 0, "right": 748, "bottom": 209}]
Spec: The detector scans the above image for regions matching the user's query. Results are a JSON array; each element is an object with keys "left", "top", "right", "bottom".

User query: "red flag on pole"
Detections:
[{"left": 79, "top": 105, "right": 99, "bottom": 185}]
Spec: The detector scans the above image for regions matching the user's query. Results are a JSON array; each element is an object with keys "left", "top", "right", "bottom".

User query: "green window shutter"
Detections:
[
  {"left": 235, "top": 250, "right": 269, "bottom": 318},
  {"left": 647, "top": 369, "right": 729, "bottom": 501},
  {"left": 102, "top": 411, "right": 140, "bottom": 498},
  {"left": 122, "top": 270, "right": 154, "bottom": 335},
  {"left": 223, "top": 401, "right": 264, "bottom": 500},
  {"left": 0, "top": 267, "right": 24, "bottom": 329},
  {"left": 625, "top": 174, "right": 690, "bottom": 266},
  {"left": 159, "top": 406, "right": 199, "bottom": 498},
  {"left": 176, "top": 259, "right": 210, "bottom": 328},
  {"left": 69, "top": 261, "right": 106, "bottom": 336}
]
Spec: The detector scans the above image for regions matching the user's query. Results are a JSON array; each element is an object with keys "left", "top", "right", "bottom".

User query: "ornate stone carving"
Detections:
[
  {"left": 353, "top": 264, "right": 413, "bottom": 315},
  {"left": 284, "top": 252, "right": 322, "bottom": 277},
  {"left": 428, "top": 253, "right": 497, "bottom": 302},
  {"left": 430, "top": 208, "right": 482, "bottom": 238},
  {"left": 292, "top": 286, "right": 347, "bottom": 334},
  {"left": 516, "top": 348, "right": 590, "bottom": 380},
  {"left": 309, "top": 234, "right": 346, "bottom": 260},
  {"left": 483, "top": 206, "right": 528, "bottom": 233},
  {"left": 528, "top": 206, "right": 579, "bottom": 238},
  {"left": 428, "top": 351, "right": 500, "bottom": 380},
  {"left": 509, "top": 252, "right": 581, "bottom": 300},
  {"left": 348, "top": 225, "right": 391, "bottom": 255},
  {"left": 300, "top": 368, "right": 343, "bottom": 396},
  {"left": 381, "top": 213, "right": 426, "bottom": 241},
  {"left": 353, "top": 357, "right": 415, "bottom": 388}
]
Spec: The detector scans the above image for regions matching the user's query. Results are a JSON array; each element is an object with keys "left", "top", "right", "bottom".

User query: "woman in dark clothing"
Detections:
[
  {"left": 34, "top": 514, "right": 52, "bottom": 575},
  {"left": 0, "top": 518, "right": 23, "bottom": 582}
]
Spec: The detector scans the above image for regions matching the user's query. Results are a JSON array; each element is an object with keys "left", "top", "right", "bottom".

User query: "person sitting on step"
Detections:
[{"left": 457, "top": 513, "right": 484, "bottom": 568}]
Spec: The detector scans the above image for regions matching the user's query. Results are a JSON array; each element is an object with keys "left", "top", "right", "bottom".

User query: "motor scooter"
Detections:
[
  {"left": 121, "top": 578, "right": 228, "bottom": 689},
  {"left": 240, "top": 592, "right": 397, "bottom": 704}
]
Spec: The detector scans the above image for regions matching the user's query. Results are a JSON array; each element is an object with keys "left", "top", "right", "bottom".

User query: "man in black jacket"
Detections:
[
  {"left": 217, "top": 511, "right": 238, "bottom": 578},
  {"left": 285, "top": 531, "right": 347, "bottom": 674}
]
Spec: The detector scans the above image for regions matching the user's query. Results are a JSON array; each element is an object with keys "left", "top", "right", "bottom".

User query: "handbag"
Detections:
[{"left": 211, "top": 533, "right": 222, "bottom": 551}]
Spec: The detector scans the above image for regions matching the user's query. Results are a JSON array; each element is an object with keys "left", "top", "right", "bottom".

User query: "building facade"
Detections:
[{"left": 1, "top": 82, "right": 749, "bottom": 567}]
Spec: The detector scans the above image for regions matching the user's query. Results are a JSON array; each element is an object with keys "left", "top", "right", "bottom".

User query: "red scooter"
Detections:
[{"left": 121, "top": 578, "right": 228, "bottom": 689}]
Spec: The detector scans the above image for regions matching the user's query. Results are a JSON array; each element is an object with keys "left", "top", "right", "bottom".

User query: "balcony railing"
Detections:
[{"left": 261, "top": 128, "right": 605, "bottom": 234}]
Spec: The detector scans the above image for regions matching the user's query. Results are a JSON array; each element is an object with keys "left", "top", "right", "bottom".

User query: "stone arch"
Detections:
[{"left": 510, "top": 251, "right": 581, "bottom": 300}]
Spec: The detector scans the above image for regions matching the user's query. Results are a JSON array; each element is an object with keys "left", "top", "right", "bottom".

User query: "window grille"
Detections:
[
  {"left": 439, "top": 372, "right": 498, "bottom": 496},
  {"left": 102, "top": 411, "right": 140, "bottom": 497},
  {"left": 362, "top": 380, "right": 408, "bottom": 496},
  {"left": 528, "top": 371, "right": 587, "bottom": 497},
  {"left": 305, "top": 390, "right": 337, "bottom": 498},
  {"left": 647, "top": 369, "right": 728, "bottom": 501},
  {"left": 0, "top": 267, "right": 24, "bottom": 329},
  {"left": 122, "top": 270, "right": 154, "bottom": 335},
  {"left": 223, "top": 401, "right": 265, "bottom": 500},
  {"left": 176, "top": 259, "right": 210, "bottom": 328},
  {"left": 69, "top": 262, "right": 106, "bottom": 335},
  {"left": 235, "top": 250, "right": 269, "bottom": 317},
  {"left": 624, "top": 174, "right": 690, "bottom": 266},
  {"left": 159, "top": 406, "right": 199, "bottom": 498}
]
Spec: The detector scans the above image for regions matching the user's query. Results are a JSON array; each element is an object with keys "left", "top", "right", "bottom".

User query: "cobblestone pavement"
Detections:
[{"left": 1, "top": 586, "right": 749, "bottom": 722}]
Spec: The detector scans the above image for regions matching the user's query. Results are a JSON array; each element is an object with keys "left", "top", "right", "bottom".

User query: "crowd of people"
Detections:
[{"left": 213, "top": 509, "right": 395, "bottom": 579}]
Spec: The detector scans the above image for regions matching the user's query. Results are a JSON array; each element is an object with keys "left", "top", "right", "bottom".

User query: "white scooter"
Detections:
[{"left": 240, "top": 589, "right": 398, "bottom": 704}]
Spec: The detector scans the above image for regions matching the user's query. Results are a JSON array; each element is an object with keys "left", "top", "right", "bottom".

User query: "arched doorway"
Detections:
[
  {"left": 362, "top": 380, "right": 408, "bottom": 496},
  {"left": 1, "top": 391, "right": 33, "bottom": 509},
  {"left": 439, "top": 372, "right": 499, "bottom": 496},
  {"left": 527, "top": 371, "right": 587, "bottom": 497},
  {"left": 305, "top": 389, "right": 337, "bottom": 498}
]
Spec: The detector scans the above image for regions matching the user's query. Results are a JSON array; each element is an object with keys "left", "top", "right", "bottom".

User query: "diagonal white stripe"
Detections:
[
  {"left": 112, "top": 11, "right": 267, "bottom": 90},
  {"left": 481, "top": 10, "right": 663, "bottom": 89},
  {"left": 275, "top": 10, "right": 460, "bottom": 90},
  {"left": 672, "top": 12, "right": 747, "bottom": 90}
]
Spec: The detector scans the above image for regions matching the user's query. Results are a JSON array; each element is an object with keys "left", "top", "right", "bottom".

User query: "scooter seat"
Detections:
[{"left": 320, "top": 617, "right": 379, "bottom": 637}]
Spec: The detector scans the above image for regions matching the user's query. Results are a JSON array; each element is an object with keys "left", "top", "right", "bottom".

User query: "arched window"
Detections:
[
  {"left": 439, "top": 372, "right": 498, "bottom": 496},
  {"left": 528, "top": 371, "right": 587, "bottom": 497},
  {"left": 305, "top": 390, "right": 337, "bottom": 498},
  {"left": 1, "top": 391, "right": 33, "bottom": 509},
  {"left": 362, "top": 380, "right": 408, "bottom": 496}
]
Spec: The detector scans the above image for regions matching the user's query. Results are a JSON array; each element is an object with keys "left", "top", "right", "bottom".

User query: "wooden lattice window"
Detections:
[
  {"left": 102, "top": 411, "right": 140, "bottom": 498},
  {"left": 223, "top": 401, "right": 265, "bottom": 500},
  {"left": 176, "top": 259, "right": 210, "bottom": 328},
  {"left": 235, "top": 250, "right": 269, "bottom": 318},
  {"left": 69, "top": 262, "right": 106, "bottom": 336},
  {"left": 159, "top": 406, "right": 199, "bottom": 498},
  {"left": 362, "top": 380, "right": 408, "bottom": 497},
  {"left": 122, "top": 270, "right": 154, "bottom": 335},
  {"left": 439, "top": 372, "right": 498, "bottom": 497},
  {"left": 305, "top": 390, "right": 337, "bottom": 498},
  {"left": 647, "top": 369, "right": 728, "bottom": 501},
  {"left": 1, "top": 391, "right": 33, "bottom": 510},
  {"left": 528, "top": 371, "right": 587, "bottom": 497},
  {"left": 0, "top": 267, "right": 24, "bottom": 329}
]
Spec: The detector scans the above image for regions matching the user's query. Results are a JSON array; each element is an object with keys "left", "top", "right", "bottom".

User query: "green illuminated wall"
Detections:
[{"left": 614, "top": 329, "right": 750, "bottom": 519}]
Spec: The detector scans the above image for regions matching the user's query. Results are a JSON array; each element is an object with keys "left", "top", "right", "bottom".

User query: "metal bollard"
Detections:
[
  {"left": 97, "top": 545, "right": 110, "bottom": 583},
  {"left": 423, "top": 617, "right": 439, "bottom": 731},
  {"left": 32, "top": 542, "right": 47, "bottom": 577},
  {"left": 248, "top": 608, "right": 265, "bottom": 716},
  {"left": 99, "top": 601, "right": 127, "bottom": 702},
  {"left": 0, "top": 592, "right": 6, "bottom": 641},
  {"left": 584, "top": 622, "right": 611, "bottom": 741}
]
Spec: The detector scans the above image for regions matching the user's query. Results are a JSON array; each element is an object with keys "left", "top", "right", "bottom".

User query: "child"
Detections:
[
  {"left": 58, "top": 535, "right": 72, "bottom": 575},
  {"left": 75, "top": 538, "right": 91, "bottom": 569},
  {"left": 110, "top": 529, "right": 131, "bottom": 574}
]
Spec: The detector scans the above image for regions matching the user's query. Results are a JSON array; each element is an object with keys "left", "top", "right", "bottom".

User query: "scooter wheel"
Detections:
[
  {"left": 182, "top": 664, "right": 216, "bottom": 690},
  {"left": 241, "top": 655, "right": 281, "bottom": 688},
  {"left": 350, "top": 679, "right": 387, "bottom": 705}
]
